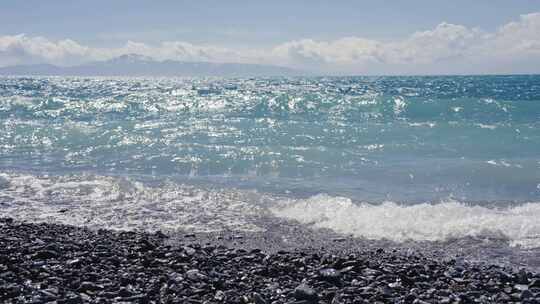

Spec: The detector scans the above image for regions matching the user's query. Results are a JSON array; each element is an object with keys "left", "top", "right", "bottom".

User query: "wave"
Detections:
[
  {"left": 271, "top": 194, "right": 540, "bottom": 248},
  {"left": 0, "top": 172, "right": 267, "bottom": 233},
  {"left": 2, "top": 172, "right": 540, "bottom": 249},
  {"left": 1, "top": 76, "right": 540, "bottom": 123},
  {"left": 1, "top": 76, "right": 539, "bottom": 204}
]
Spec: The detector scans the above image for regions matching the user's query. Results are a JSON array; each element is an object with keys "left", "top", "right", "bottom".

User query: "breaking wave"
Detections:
[
  {"left": 271, "top": 194, "right": 540, "bottom": 248},
  {"left": 2, "top": 172, "right": 540, "bottom": 249}
]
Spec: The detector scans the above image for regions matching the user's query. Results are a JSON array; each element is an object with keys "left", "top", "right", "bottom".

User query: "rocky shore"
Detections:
[{"left": 1, "top": 217, "right": 540, "bottom": 303}]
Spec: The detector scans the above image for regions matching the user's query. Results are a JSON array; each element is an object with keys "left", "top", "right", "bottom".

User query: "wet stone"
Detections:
[
  {"left": 118, "top": 287, "right": 132, "bottom": 297},
  {"left": 521, "top": 289, "right": 533, "bottom": 300},
  {"left": 214, "top": 290, "right": 226, "bottom": 301},
  {"left": 530, "top": 279, "right": 540, "bottom": 288},
  {"left": 1, "top": 217, "right": 539, "bottom": 304},
  {"left": 517, "top": 268, "right": 530, "bottom": 284},
  {"left": 78, "top": 281, "right": 103, "bottom": 292},
  {"left": 34, "top": 250, "right": 59, "bottom": 259},
  {"left": 66, "top": 258, "right": 82, "bottom": 267},
  {"left": 252, "top": 292, "right": 267, "bottom": 304},
  {"left": 186, "top": 269, "right": 207, "bottom": 281},
  {"left": 319, "top": 268, "right": 341, "bottom": 284},
  {"left": 183, "top": 246, "right": 197, "bottom": 256},
  {"left": 294, "top": 284, "right": 318, "bottom": 302}
]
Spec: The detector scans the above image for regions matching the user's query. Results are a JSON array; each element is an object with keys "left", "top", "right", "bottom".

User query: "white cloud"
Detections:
[
  {"left": 0, "top": 34, "right": 91, "bottom": 66},
  {"left": 269, "top": 12, "right": 540, "bottom": 73},
  {"left": 271, "top": 37, "right": 380, "bottom": 67},
  {"left": 489, "top": 12, "right": 540, "bottom": 55},
  {"left": 383, "top": 22, "right": 482, "bottom": 64},
  {"left": 1, "top": 12, "right": 540, "bottom": 74},
  {"left": 270, "top": 22, "right": 482, "bottom": 67}
]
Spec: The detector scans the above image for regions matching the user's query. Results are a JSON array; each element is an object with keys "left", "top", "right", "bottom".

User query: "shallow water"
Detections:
[{"left": 1, "top": 75, "right": 540, "bottom": 266}]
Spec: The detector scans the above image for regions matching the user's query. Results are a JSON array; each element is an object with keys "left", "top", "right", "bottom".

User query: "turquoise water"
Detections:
[{"left": 1, "top": 75, "right": 540, "bottom": 247}]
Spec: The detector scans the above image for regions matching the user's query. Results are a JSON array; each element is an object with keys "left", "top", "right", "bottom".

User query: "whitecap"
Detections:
[{"left": 271, "top": 194, "right": 540, "bottom": 248}]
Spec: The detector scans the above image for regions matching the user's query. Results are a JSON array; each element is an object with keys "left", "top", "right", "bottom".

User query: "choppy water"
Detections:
[{"left": 1, "top": 76, "right": 540, "bottom": 254}]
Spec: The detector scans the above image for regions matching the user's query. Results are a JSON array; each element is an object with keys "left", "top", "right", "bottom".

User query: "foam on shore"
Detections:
[
  {"left": 2, "top": 172, "right": 540, "bottom": 249},
  {"left": 271, "top": 194, "right": 540, "bottom": 248}
]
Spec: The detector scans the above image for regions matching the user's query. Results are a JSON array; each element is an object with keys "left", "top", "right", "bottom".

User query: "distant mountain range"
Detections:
[{"left": 0, "top": 54, "right": 303, "bottom": 77}]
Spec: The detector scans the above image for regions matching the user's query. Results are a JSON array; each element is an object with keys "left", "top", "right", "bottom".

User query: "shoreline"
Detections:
[{"left": 2, "top": 218, "right": 540, "bottom": 303}]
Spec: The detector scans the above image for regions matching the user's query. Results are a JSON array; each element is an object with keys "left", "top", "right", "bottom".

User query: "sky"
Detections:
[{"left": 1, "top": 0, "right": 540, "bottom": 75}]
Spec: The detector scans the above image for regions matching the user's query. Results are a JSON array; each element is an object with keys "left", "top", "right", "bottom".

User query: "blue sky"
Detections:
[{"left": 1, "top": 1, "right": 540, "bottom": 74}]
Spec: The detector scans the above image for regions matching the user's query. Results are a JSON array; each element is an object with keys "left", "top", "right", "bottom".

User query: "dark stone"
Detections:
[
  {"left": 404, "top": 294, "right": 417, "bottom": 304},
  {"left": 122, "top": 294, "right": 148, "bottom": 302},
  {"left": 154, "top": 230, "right": 167, "bottom": 238},
  {"left": 118, "top": 287, "right": 133, "bottom": 297},
  {"left": 331, "top": 293, "right": 343, "bottom": 304},
  {"left": 3, "top": 217, "right": 540, "bottom": 304},
  {"left": 516, "top": 268, "right": 530, "bottom": 284},
  {"left": 521, "top": 289, "right": 533, "bottom": 300},
  {"left": 319, "top": 268, "right": 341, "bottom": 284},
  {"left": 186, "top": 269, "right": 207, "bottom": 281},
  {"left": 99, "top": 291, "right": 119, "bottom": 299},
  {"left": 78, "top": 281, "right": 103, "bottom": 292},
  {"left": 34, "top": 250, "right": 59, "bottom": 259},
  {"left": 252, "top": 292, "right": 267, "bottom": 304},
  {"left": 214, "top": 290, "right": 226, "bottom": 301},
  {"left": 66, "top": 258, "right": 82, "bottom": 267},
  {"left": 530, "top": 279, "right": 540, "bottom": 288},
  {"left": 497, "top": 292, "right": 511, "bottom": 302},
  {"left": 294, "top": 284, "right": 318, "bottom": 302},
  {"left": 138, "top": 238, "right": 156, "bottom": 251},
  {"left": 3, "top": 236, "right": 20, "bottom": 242},
  {"left": 57, "top": 293, "right": 82, "bottom": 304},
  {"left": 0, "top": 283, "right": 22, "bottom": 298},
  {"left": 183, "top": 246, "right": 196, "bottom": 256}
]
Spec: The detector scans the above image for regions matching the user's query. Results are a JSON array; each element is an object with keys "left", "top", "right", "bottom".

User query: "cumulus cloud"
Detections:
[
  {"left": 269, "top": 23, "right": 482, "bottom": 67},
  {"left": 0, "top": 35, "right": 91, "bottom": 66},
  {"left": 383, "top": 23, "right": 481, "bottom": 64},
  {"left": 271, "top": 37, "right": 381, "bottom": 67},
  {"left": 489, "top": 12, "right": 540, "bottom": 55},
  {"left": 1, "top": 12, "right": 540, "bottom": 74},
  {"left": 270, "top": 12, "right": 540, "bottom": 73}
]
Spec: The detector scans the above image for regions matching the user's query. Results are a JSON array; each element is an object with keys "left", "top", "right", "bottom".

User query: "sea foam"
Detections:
[
  {"left": 2, "top": 171, "right": 540, "bottom": 249},
  {"left": 0, "top": 172, "right": 266, "bottom": 233},
  {"left": 271, "top": 194, "right": 540, "bottom": 248}
]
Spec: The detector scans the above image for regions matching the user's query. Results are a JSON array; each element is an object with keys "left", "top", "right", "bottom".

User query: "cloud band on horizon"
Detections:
[{"left": 1, "top": 12, "right": 539, "bottom": 75}]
